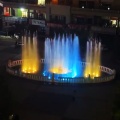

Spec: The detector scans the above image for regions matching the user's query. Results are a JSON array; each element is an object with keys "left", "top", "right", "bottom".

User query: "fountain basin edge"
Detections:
[{"left": 6, "top": 59, "right": 116, "bottom": 84}]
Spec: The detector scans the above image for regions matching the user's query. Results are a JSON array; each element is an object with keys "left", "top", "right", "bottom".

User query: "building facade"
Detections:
[
  {"left": 1, "top": 0, "right": 120, "bottom": 34},
  {"left": 0, "top": 0, "right": 3, "bottom": 30}
]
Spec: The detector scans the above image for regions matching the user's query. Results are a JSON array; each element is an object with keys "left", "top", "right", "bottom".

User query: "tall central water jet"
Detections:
[
  {"left": 44, "top": 34, "right": 82, "bottom": 79},
  {"left": 21, "top": 33, "right": 40, "bottom": 74},
  {"left": 84, "top": 39, "right": 101, "bottom": 79}
]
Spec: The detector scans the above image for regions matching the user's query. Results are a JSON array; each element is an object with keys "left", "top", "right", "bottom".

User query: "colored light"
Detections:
[
  {"left": 38, "top": 0, "right": 45, "bottom": 5},
  {"left": 50, "top": 67, "right": 70, "bottom": 74},
  {"left": 44, "top": 34, "right": 82, "bottom": 79},
  {"left": 21, "top": 33, "right": 40, "bottom": 74},
  {"left": 84, "top": 40, "right": 101, "bottom": 79},
  {"left": 20, "top": 8, "right": 24, "bottom": 11}
]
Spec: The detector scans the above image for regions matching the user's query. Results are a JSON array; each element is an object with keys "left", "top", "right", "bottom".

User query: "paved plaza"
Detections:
[{"left": 0, "top": 36, "right": 119, "bottom": 120}]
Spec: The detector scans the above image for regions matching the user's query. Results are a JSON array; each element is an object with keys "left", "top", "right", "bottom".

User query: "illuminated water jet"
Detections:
[
  {"left": 7, "top": 33, "right": 116, "bottom": 83},
  {"left": 84, "top": 39, "right": 101, "bottom": 79},
  {"left": 21, "top": 32, "right": 40, "bottom": 74},
  {"left": 43, "top": 34, "right": 82, "bottom": 79}
]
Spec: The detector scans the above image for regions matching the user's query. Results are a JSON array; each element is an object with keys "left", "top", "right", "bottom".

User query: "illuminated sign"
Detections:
[{"left": 30, "top": 19, "right": 45, "bottom": 27}]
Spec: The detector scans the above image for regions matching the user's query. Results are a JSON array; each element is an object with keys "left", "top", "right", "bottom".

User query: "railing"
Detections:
[
  {"left": 6, "top": 59, "right": 116, "bottom": 84},
  {"left": 72, "top": 7, "right": 120, "bottom": 14},
  {"left": 71, "top": 7, "right": 120, "bottom": 17}
]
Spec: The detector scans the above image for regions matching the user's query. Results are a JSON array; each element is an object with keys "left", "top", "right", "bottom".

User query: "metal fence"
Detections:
[{"left": 6, "top": 59, "right": 116, "bottom": 84}]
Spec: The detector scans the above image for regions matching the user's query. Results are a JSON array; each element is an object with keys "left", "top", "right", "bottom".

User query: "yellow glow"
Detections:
[
  {"left": 21, "top": 9, "right": 28, "bottom": 17},
  {"left": 111, "top": 20, "right": 116, "bottom": 25},
  {"left": 52, "top": 0, "right": 58, "bottom": 4},
  {"left": 21, "top": 35, "right": 40, "bottom": 74},
  {"left": 38, "top": 0, "right": 45, "bottom": 5},
  {"left": 85, "top": 74, "right": 88, "bottom": 78},
  {"left": 50, "top": 67, "right": 69, "bottom": 74},
  {"left": 84, "top": 41, "right": 101, "bottom": 79}
]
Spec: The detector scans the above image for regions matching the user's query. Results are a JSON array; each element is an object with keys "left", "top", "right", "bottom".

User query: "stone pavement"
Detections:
[
  {"left": 6, "top": 76, "right": 115, "bottom": 120},
  {"left": 0, "top": 35, "right": 119, "bottom": 120}
]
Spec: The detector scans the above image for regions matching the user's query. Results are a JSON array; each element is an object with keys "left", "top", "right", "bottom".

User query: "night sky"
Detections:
[{"left": 3, "top": 0, "right": 38, "bottom": 4}]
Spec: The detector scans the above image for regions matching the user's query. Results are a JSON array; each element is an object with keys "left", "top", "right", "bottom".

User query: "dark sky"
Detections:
[{"left": 3, "top": 0, "right": 37, "bottom": 4}]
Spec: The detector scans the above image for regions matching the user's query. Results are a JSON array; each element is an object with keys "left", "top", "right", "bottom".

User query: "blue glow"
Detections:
[
  {"left": 43, "top": 34, "right": 82, "bottom": 80},
  {"left": 43, "top": 72, "right": 45, "bottom": 76}
]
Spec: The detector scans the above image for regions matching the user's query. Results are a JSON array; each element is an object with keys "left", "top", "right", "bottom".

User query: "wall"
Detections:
[
  {"left": 112, "top": 0, "right": 120, "bottom": 10},
  {"left": 71, "top": 7, "right": 120, "bottom": 17},
  {"left": 71, "top": 0, "right": 120, "bottom": 10},
  {"left": 48, "top": 4, "right": 70, "bottom": 24},
  {"left": 46, "top": 4, "right": 50, "bottom": 21},
  {"left": 72, "top": 0, "right": 79, "bottom": 7}
]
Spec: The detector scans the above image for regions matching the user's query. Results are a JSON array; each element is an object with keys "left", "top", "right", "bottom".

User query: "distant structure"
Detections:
[{"left": 1, "top": 0, "right": 120, "bottom": 35}]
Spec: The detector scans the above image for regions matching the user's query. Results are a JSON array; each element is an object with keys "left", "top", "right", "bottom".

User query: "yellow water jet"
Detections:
[
  {"left": 21, "top": 34, "right": 40, "bottom": 74},
  {"left": 84, "top": 40, "right": 101, "bottom": 79}
]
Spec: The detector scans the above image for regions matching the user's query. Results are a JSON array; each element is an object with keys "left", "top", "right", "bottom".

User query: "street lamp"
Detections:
[{"left": 20, "top": 8, "right": 24, "bottom": 11}]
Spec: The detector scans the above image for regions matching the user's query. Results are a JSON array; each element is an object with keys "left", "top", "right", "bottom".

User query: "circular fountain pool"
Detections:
[
  {"left": 6, "top": 33, "right": 116, "bottom": 84},
  {"left": 6, "top": 59, "right": 115, "bottom": 84}
]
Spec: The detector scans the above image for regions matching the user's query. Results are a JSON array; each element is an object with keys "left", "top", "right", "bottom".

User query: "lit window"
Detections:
[
  {"left": 22, "top": 11, "right": 27, "bottom": 17},
  {"left": 20, "top": 8, "right": 28, "bottom": 17},
  {"left": 111, "top": 20, "right": 116, "bottom": 26},
  {"left": 38, "top": 0, "right": 45, "bottom": 5},
  {"left": 4, "top": 7, "right": 10, "bottom": 16}
]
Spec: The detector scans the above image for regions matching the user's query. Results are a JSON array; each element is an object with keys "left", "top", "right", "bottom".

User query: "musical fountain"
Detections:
[
  {"left": 21, "top": 33, "right": 40, "bottom": 74},
  {"left": 6, "top": 33, "right": 115, "bottom": 84},
  {"left": 43, "top": 34, "right": 82, "bottom": 79},
  {"left": 84, "top": 39, "right": 101, "bottom": 79}
]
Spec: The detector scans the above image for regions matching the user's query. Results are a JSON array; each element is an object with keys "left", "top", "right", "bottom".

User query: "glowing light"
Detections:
[
  {"left": 52, "top": 0, "right": 58, "bottom": 4},
  {"left": 50, "top": 67, "right": 70, "bottom": 74},
  {"left": 82, "top": 6, "right": 84, "bottom": 8},
  {"left": 20, "top": 8, "right": 24, "bottom": 11},
  {"left": 21, "top": 33, "right": 40, "bottom": 74},
  {"left": 108, "top": 7, "right": 110, "bottom": 10},
  {"left": 84, "top": 40, "right": 101, "bottom": 79},
  {"left": 38, "top": 0, "right": 45, "bottom": 5},
  {"left": 96, "top": 74, "right": 98, "bottom": 77},
  {"left": 0, "top": 3, "right": 3, "bottom": 7},
  {"left": 44, "top": 34, "right": 82, "bottom": 79},
  {"left": 85, "top": 74, "right": 88, "bottom": 78}
]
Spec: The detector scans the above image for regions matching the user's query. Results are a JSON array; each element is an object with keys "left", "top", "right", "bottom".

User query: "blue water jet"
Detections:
[{"left": 43, "top": 34, "right": 82, "bottom": 80}]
